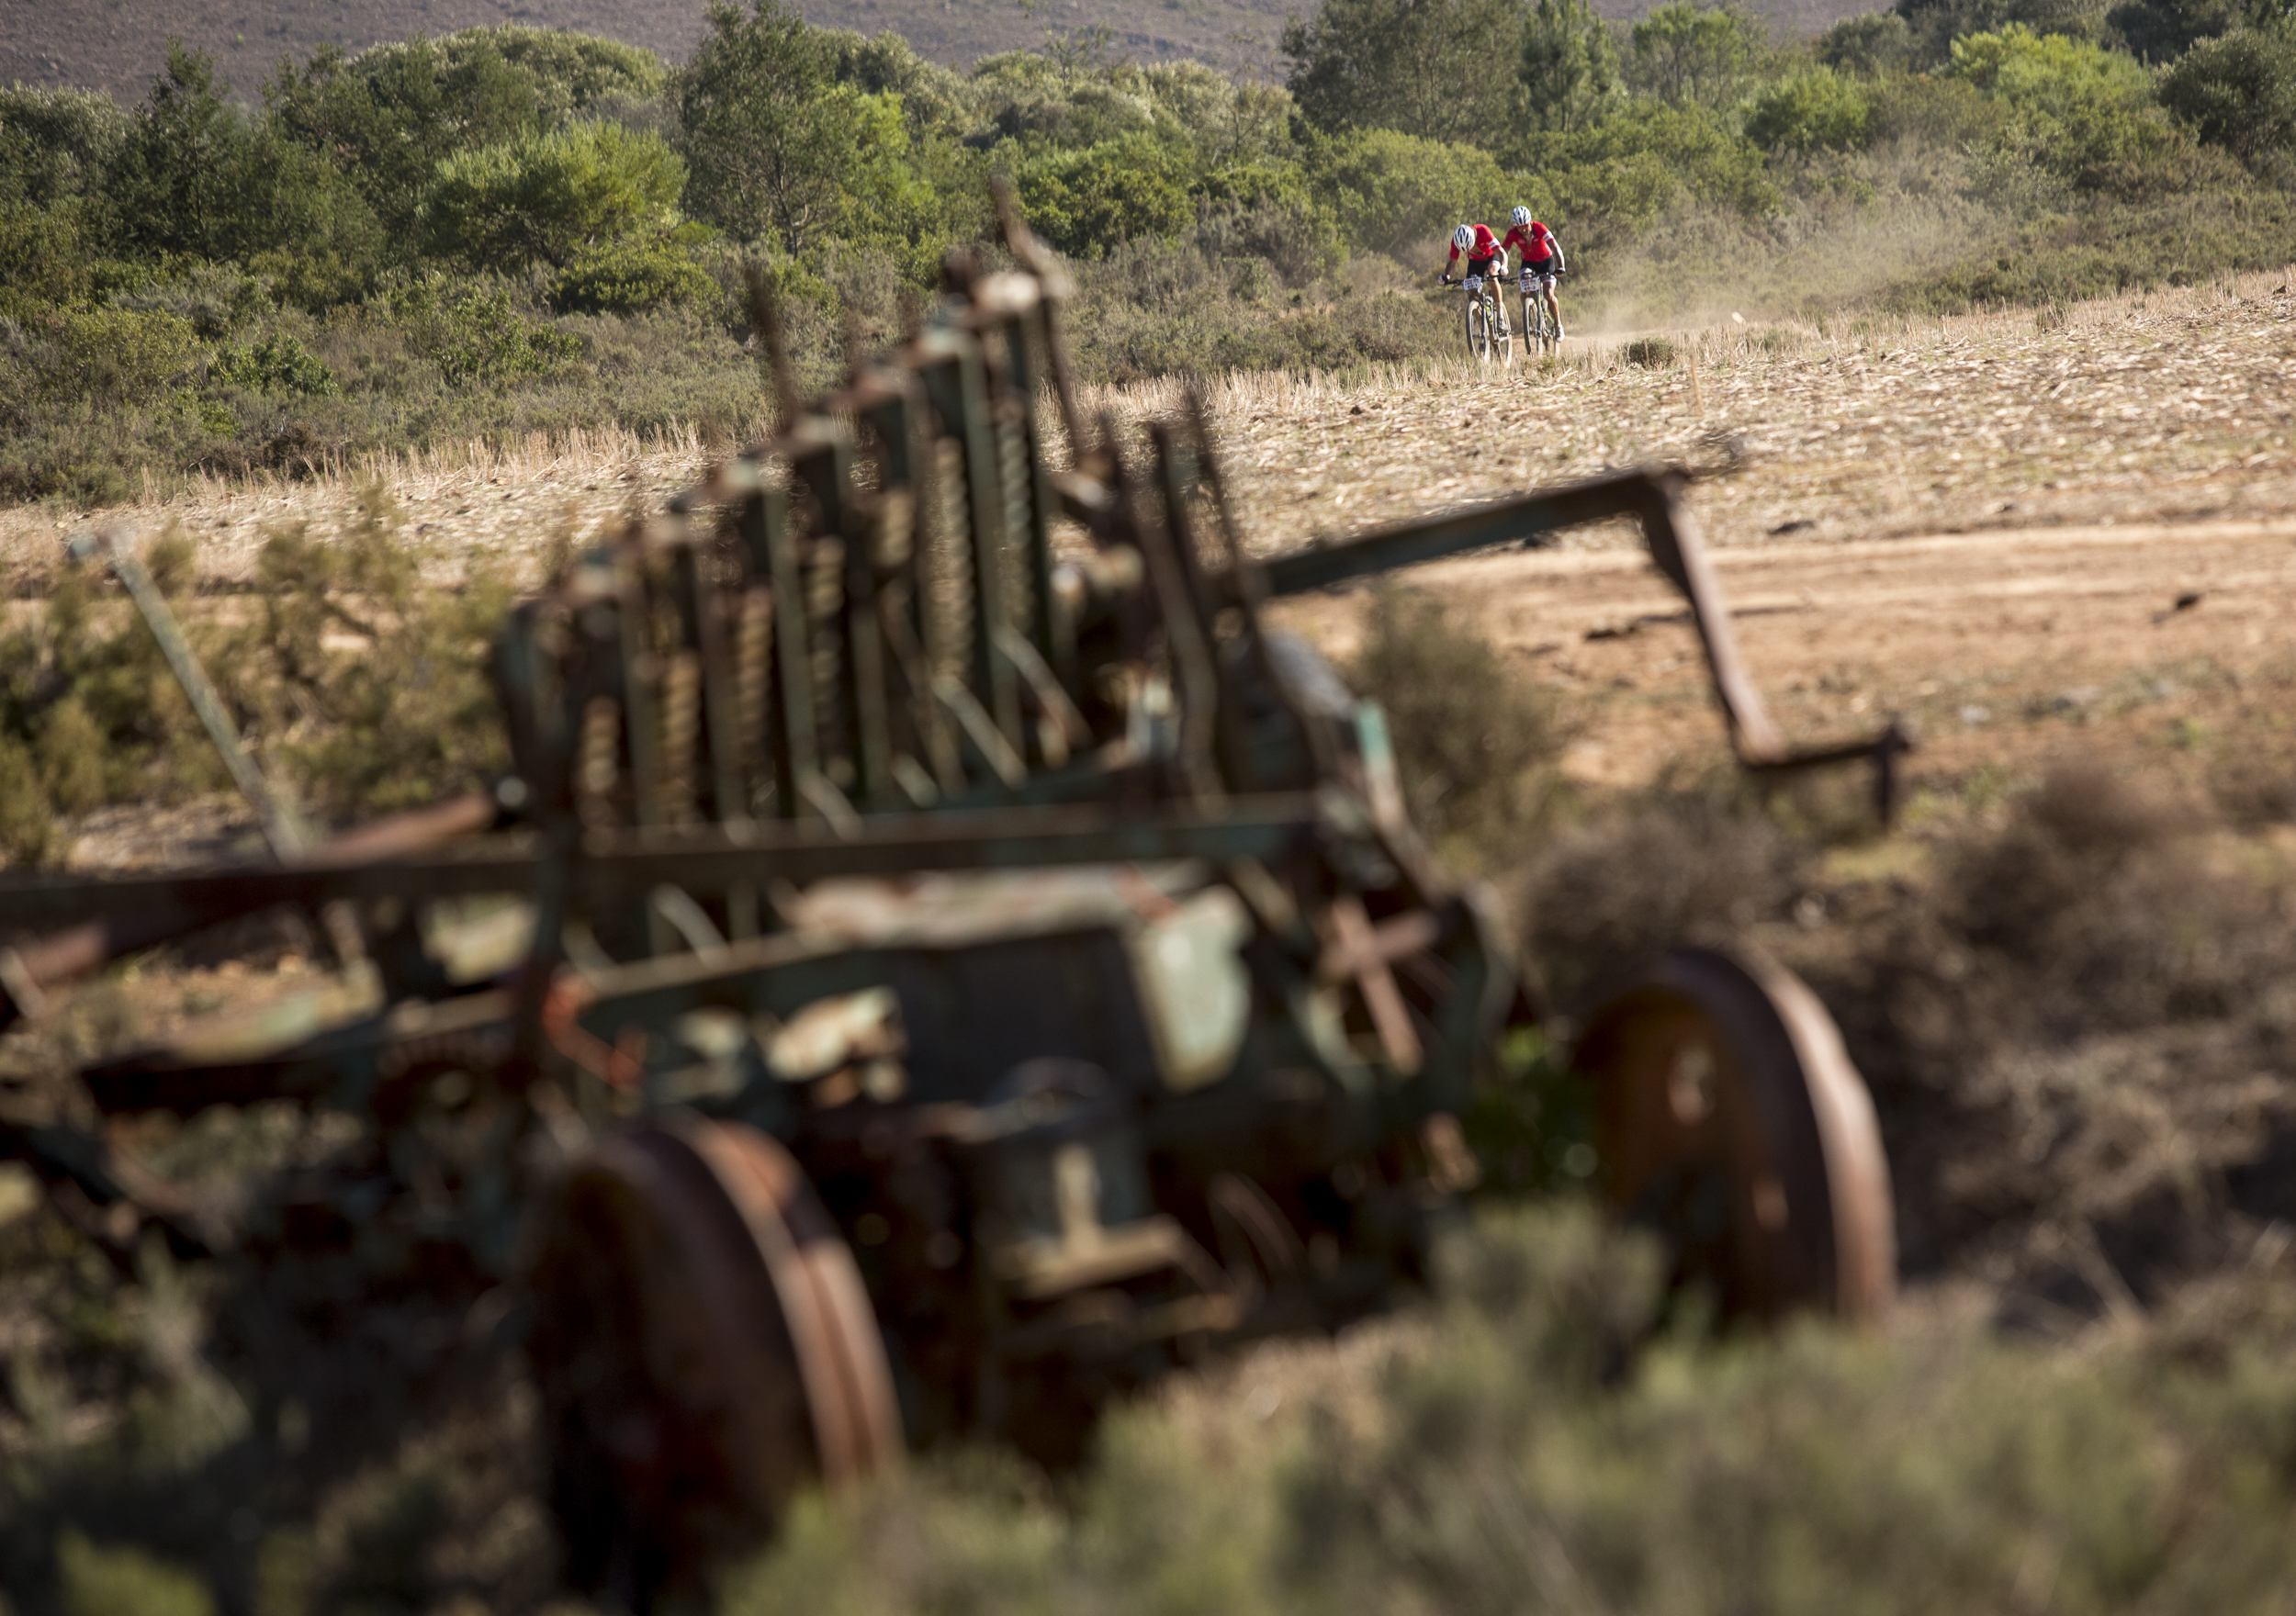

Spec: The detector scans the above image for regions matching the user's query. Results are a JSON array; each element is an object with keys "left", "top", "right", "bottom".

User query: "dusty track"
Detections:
[{"left": 5, "top": 268, "right": 2292, "bottom": 831}]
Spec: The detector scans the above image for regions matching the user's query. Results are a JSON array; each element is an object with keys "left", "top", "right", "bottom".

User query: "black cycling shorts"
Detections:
[
  {"left": 1520, "top": 257, "right": 1559, "bottom": 280},
  {"left": 1464, "top": 254, "right": 1501, "bottom": 280}
]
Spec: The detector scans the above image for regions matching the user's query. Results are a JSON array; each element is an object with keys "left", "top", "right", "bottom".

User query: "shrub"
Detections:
[
  {"left": 550, "top": 233, "right": 718, "bottom": 313},
  {"left": 57, "top": 1531, "right": 216, "bottom": 1616},
  {"left": 1012, "top": 134, "right": 1193, "bottom": 258},
  {"left": 1745, "top": 64, "right": 1873, "bottom": 154},
  {"left": 1308, "top": 127, "right": 1517, "bottom": 255},
  {"left": 371, "top": 275, "right": 582, "bottom": 385},
  {"left": 1626, "top": 0, "right": 1771, "bottom": 108},
  {"left": 12, "top": 305, "right": 202, "bottom": 409},
  {"left": 425, "top": 120, "right": 686, "bottom": 271},
  {"left": 0, "top": 84, "right": 129, "bottom": 206},
  {"left": 1347, "top": 587, "right": 1560, "bottom": 862},
  {"left": 1816, "top": 11, "right": 1916, "bottom": 75},
  {"left": 2157, "top": 23, "right": 2296, "bottom": 171},
  {"left": 208, "top": 332, "right": 341, "bottom": 396}
]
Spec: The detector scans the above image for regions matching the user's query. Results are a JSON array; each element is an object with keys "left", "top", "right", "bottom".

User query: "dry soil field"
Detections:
[{"left": 7, "top": 267, "right": 2292, "bottom": 843}]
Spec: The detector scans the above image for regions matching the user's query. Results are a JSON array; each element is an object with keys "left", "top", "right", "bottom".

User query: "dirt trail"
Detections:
[{"left": 1271, "top": 514, "right": 2296, "bottom": 796}]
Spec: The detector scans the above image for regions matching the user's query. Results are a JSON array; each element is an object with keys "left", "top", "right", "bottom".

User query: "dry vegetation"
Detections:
[{"left": 6, "top": 270, "right": 2296, "bottom": 1613}]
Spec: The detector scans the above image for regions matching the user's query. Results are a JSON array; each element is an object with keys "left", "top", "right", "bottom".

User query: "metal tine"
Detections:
[
  {"left": 613, "top": 532, "right": 666, "bottom": 830},
  {"left": 994, "top": 306, "right": 1068, "bottom": 699},
  {"left": 1184, "top": 387, "right": 1336, "bottom": 786},
  {"left": 992, "top": 177, "right": 1087, "bottom": 467},
  {"left": 861, "top": 368, "right": 964, "bottom": 803},
  {"left": 1108, "top": 413, "right": 1221, "bottom": 800},
  {"left": 927, "top": 330, "right": 1024, "bottom": 756},
  {"left": 743, "top": 260, "right": 801, "bottom": 436},
  {"left": 1149, "top": 421, "right": 1255, "bottom": 791},
  {"left": 737, "top": 485, "right": 820, "bottom": 821},
  {"left": 673, "top": 538, "right": 748, "bottom": 830}
]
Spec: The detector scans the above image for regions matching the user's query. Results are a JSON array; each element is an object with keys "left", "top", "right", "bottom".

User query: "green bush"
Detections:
[
  {"left": 1309, "top": 127, "right": 1517, "bottom": 256},
  {"left": 0, "top": 84, "right": 129, "bottom": 206},
  {"left": 1946, "top": 23, "right": 2177, "bottom": 185},
  {"left": 11, "top": 305, "right": 202, "bottom": 409},
  {"left": 2157, "top": 22, "right": 2296, "bottom": 171},
  {"left": 1816, "top": 11, "right": 1916, "bottom": 75},
  {"left": 208, "top": 332, "right": 340, "bottom": 396},
  {"left": 56, "top": 1532, "right": 215, "bottom": 1616},
  {"left": 425, "top": 120, "right": 685, "bottom": 271},
  {"left": 371, "top": 275, "right": 582, "bottom": 385},
  {"left": 1013, "top": 134, "right": 1193, "bottom": 258},
  {"left": 550, "top": 233, "right": 718, "bottom": 313},
  {"left": 1745, "top": 64, "right": 1874, "bottom": 153},
  {"left": 1626, "top": 0, "right": 1772, "bottom": 108}
]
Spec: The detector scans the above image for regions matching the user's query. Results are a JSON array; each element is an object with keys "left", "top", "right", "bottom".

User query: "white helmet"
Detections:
[
  {"left": 1511, "top": 206, "right": 1532, "bottom": 227},
  {"left": 1452, "top": 224, "right": 1474, "bottom": 249}
]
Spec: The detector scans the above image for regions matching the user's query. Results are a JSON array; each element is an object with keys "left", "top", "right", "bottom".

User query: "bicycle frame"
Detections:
[
  {"left": 1458, "top": 272, "right": 1507, "bottom": 363},
  {"left": 1519, "top": 272, "right": 1559, "bottom": 358}
]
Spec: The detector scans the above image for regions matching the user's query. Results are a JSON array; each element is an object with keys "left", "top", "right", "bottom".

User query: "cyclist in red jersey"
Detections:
[
  {"left": 1437, "top": 223, "right": 1510, "bottom": 337},
  {"left": 1502, "top": 207, "right": 1567, "bottom": 339}
]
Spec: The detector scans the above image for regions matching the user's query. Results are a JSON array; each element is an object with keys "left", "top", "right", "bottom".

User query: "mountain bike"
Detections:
[
  {"left": 1443, "top": 272, "right": 1510, "bottom": 364},
  {"left": 1519, "top": 268, "right": 1561, "bottom": 358}
]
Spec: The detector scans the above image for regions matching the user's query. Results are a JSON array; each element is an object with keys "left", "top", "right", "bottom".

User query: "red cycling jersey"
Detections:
[
  {"left": 1503, "top": 220, "right": 1562, "bottom": 269},
  {"left": 1446, "top": 223, "right": 1503, "bottom": 266}
]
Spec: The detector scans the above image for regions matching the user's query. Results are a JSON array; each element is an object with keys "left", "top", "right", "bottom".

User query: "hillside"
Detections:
[{"left": 4, "top": 0, "right": 1873, "bottom": 99}]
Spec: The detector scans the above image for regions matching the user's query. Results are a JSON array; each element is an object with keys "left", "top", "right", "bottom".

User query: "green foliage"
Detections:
[
  {"left": 1746, "top": 64, "right": 1874, "bottom": 153},
  {"left": 372, "top": 275, "right": 583, "bottom": 386},
  {"left": 208, "top": 332, "right": 340, "bottom": 397},
  {"left": 1946, "top": 23, "right": 2178, "bottom": 185},
  {"left": 1538, "top": 101, "right": 1779, "bottom": 232},
  {"left": 1520, "top": 0, "right": 1626, "bottom": 132},
  {"left": 6, "top": 305, "right": 203, "bottom": 410},
  {"left": 722, "top": 1200, "right": 2296, "bottom": 1616},
  {"left": 107, "top": 43, "right": 384, "bottom": 304},
  {"left": 1283, "top": 0, "right": 1531, "bottom": 144},
  {"left": 231, "top": 488, "right": 513, "bottom": 813},
  {"left": 1817, "top": 11, "right": 1917, "bottom": 75},
  {"left": 0, "top": 85, "right": 129, "bottom": 207},
  {"left": 1014, "top": 135, "right": 1194, "bottom": 258},
  {"left": 1349, "top": 589, "right": 1559, "bottom": 857},
  {"left": 57, "top": 1531, "right": 216, "bottom": 1616},
  {"left": 550, "top": 234, "right": 719, "bottom": 313},
  {"left": 425, "top": 121, "right": 684, "bottom": 271},
  {"left": 2157, "top": 22, "right": 2296, "bottom": 169},
  {"left": 1626, "top": 1, "right": 1771, "bottom": 108},
  {"left": 2107, "top": 0, "right": 2247, "bottom": 62},
  {"left": 1309, "top": 127, "right": 1517, "bottom": 254},
  {"left": 678, "top": 0, "right": 863, "bottom": 255}
]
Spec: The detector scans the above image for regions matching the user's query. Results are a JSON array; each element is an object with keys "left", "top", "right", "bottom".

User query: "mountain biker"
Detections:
[
  {"left": 1503, "top": 207, "right": 1567, "bottom": 340},
  {"left": 1438, "top": 223, "right": 1510, "bottom": 337}
]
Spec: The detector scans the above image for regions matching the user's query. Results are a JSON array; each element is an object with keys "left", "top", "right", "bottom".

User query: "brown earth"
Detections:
[{"left": 15, "top": 268, "right": 2291, "bottom": 851}]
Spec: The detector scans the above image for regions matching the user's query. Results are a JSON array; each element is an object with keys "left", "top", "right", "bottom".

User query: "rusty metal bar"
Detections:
[
  {"left": 70, "top": 526, "right": 310, "bottom": 858},
  {"left": 0, "top": 796, "right": 1325, "bottom": 931}
]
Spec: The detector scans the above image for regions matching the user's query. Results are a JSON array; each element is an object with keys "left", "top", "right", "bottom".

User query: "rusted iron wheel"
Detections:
[
  {"left": 1572, "top": 947, "right": 1895, "bottom": 1322},
  {"left": 525, "top": 1118, "right": 901, "bottom": 1605}
]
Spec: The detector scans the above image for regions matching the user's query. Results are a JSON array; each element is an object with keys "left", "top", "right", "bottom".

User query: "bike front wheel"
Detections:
[{"left": 1465, "top": 294, "right": 1491, "bottom": 362}]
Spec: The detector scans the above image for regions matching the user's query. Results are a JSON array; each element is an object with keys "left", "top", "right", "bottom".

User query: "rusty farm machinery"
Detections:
[{"left": 0, "top": 208, "right": 1905, "bottom": 1602}]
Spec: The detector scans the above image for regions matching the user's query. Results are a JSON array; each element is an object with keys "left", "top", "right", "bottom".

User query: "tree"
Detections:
[
  {"left": 107, "top": 41, "right": 382, "bottom": 299},
  {"left": 425, "top": 122, "right": 686, "bottom": 270},
  {"left": 2157, "top": 20, "right": 2296, "bottom": 168},
  {"left": 266, "top": 38, "right": 548, "bottom": 241},
  {"left": 1626, "top": 3, "right": 1767, "bottom": 107},
  {"left": 1815, "top": 12, "right": 1915, "bottom": 75},
  {"left": 1744, "top": 64, "right": 1872, "bottom": 152},
  {"left": 1519, "top": 0, "right": 1624, "bottom": 132},
  {"left": 676, "top": 0, "right": 860, "bottom": 254},
  {"left": 1282, "top": 0, "right": 1530, "bottom": 147}
]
